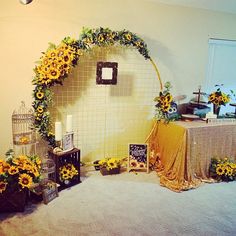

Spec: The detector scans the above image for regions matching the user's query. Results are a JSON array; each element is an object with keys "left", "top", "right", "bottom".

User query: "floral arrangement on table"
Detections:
[
  {"left": 32, "top": 27, "right": 158, "bottom": 148},
  {"left": 0, "top": 155, "right": 42, "bottom": 194},
  {"left": 208, "top": 84, "right": 230, "bottom": 106},
  {"left": 59, "top": 163, "right": 78, "bottom": 184},
  {"left": 154, "top": 81, "right": 178, "bottom": 122},
  {"left": 209, "top": 157, "right": 236, "bottom": 182}
]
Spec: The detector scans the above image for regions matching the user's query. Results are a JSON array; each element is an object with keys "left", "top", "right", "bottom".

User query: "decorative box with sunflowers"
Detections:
[
  {"left": 98, "top": 157, "right": 124, "bottom": 175},
  {"left": 0, "top": 155, "right": 42, "bottom": 212},
  {"left": 48, "top": 148, "right": 81, "bottom": 190}
]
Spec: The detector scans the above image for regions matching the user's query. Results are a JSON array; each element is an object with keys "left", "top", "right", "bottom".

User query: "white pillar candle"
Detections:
[
  {"left": 66, "top": 115, "right": 73, "bottom": 133},
  {"left": 55, "top": 122, "right": 62, "bottom": 141}
]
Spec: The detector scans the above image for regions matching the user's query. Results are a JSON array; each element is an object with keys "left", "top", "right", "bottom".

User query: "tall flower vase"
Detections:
[{"left": 213, "top": 104, "right": 221, "bottom": 117}]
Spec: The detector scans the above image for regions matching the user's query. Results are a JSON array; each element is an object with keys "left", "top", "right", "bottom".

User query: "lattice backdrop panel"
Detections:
[{"left": 49, "top": 46, "right": 159, "bottom": 161}]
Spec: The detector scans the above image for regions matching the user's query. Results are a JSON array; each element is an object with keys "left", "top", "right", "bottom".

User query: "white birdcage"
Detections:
[{"left": 12, "top": 101, "right": 37, "bottom": 155}]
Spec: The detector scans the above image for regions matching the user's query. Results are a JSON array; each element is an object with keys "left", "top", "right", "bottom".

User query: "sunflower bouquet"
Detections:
[
  {"left": 59, "top": 163, "right": 78, "bottom": 184},
  {"left": 154, "top": 82, "right": 177, "bottom": 122},
  {"left": 0, "top": 155, "right": 42, "bottom": 194},
  {"left": 209, "top": 157, "right": 236, "bottom": 182},
  {"left": 208, "top": 84, "right": 230, "bottom": 106},
  {"left": 98, "top": 157, "right": 123, "bottom": 171}
]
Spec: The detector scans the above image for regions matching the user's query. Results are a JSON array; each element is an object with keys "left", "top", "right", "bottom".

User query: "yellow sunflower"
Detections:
[
  {"left": 37, "top": 106, "right": 44, "bottom": 113},
  {"left": 42, "top": 58, "right": 50, "bottom": 66},
  {"left": 46, "top": 49, "right": 57, "bottom": 59},
  {"left": 107, "top": 159, "right": 118, "bottom": 169},
  {"left": 0, "top": 181, "right": 7, "bottom": 193},
  {"left": 216, "top": 165, "right": 225, "bottom": 176},
  {"left": 31, "top": 165, "right": 40, "bottom": 177},
  {"left": 18, "top": 173, "right": 33, "bottom": 188},
  {"left": 208, "top": 93, "right": 216, "bottom": 102},
  {"left": 60, "top": 167, "right": 69, "bottom": 176},
  {"left": 8, "top": 166, "right": 19, "bottom": 175},
  {"left": 48, "top": 68, "right": 60, "bottom": 80},
  {"left": 226, "top": 167, "right": 233, "bottom": 176},
  {"left": 165, "top": 93, "right": 173, "bottom": 103},
  {"left": 62, "top": 173, "right": 70, "bottom": 180},
  {"left": 125, "top": 33, "right": 132, "bottom": 41},
  {"left": 22, "top": 163, "right": 33, "bottom": 171},
  {"left": 2, "top": 163, "right": 10, "bottom": 173},
  {"left": 62, "top": 53, "right": 73, "bottom": 64},
  {"left": 36, "top": 91, "right": 44, "bottom": 99},
  {"left": 98, "top": 34, "right": 104, "bottom": 42}
]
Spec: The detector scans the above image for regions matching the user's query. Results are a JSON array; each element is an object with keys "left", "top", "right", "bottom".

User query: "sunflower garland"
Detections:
[
  {"left": 0, "top": 155, "right": 42, "bottom": 194},
  {"left": 32, "top": 27, "right": 163, "bottom": 147},
  {"left": 209, "top": 157, "right": 236, "bottom": 182}
]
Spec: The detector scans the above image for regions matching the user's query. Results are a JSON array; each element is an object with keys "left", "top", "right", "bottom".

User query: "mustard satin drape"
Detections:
[{"left": 146, "top": 121, "right": 201, "bottom": 192}]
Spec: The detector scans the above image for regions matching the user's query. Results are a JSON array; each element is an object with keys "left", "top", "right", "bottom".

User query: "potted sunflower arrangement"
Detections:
[
  {"left": 154, "top": 82, "right": 178, "bottom": 122},
  {"left": 0, "top": 155, "right": 42, "bottom": 212},
  {"left": 98, "top": 157, "right": 124, "bottom": 176},
  {"left": 209, "top": 157, "right": 236, "bottom": 182},
  {"left": 208, "top": 84, "right": 230, "bottom": 116}
]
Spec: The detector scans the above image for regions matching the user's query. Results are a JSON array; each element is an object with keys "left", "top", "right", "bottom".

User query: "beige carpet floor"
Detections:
[{"left": 0, "top": 170, "right": 236, "bottom": 236}]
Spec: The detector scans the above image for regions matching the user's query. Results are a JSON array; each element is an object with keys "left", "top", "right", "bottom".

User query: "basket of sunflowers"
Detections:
[
  {"left": 209, "top": 157, "right": 236, "bottom": 182},
  {"left": 98, "top": 157, "right": 124, "bottom": 176},
  {"left": 0, "top": 155, "right": 41, "bottom": 212}
]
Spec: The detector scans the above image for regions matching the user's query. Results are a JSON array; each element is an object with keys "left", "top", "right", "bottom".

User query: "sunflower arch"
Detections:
[{"left": 32, "top": 27, "right": 163, "bottom": 148}]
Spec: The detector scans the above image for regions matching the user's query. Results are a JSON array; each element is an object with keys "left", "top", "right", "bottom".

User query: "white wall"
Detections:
[{"left": 1, "top": 0, "right": 236, "bottom": 156}]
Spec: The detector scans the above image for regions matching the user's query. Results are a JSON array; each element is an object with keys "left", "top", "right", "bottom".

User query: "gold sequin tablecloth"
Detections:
[{"left": 146, "top": 120, "right": 236, "bottom": 192}]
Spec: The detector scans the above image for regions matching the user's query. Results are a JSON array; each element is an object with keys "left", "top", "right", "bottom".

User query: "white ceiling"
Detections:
[{"left": 150, "top": 0, "right": 236, "bottom": 14}]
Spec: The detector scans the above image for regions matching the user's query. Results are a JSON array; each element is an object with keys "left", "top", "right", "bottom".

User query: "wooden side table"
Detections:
[{"left": 48, "top": 148, "right": 81, "bottom": 191}]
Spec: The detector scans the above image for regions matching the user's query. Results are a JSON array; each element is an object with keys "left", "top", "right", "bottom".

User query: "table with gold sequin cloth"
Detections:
[{"left": 146, "top": 120, "right": 236, "bottom": 192}]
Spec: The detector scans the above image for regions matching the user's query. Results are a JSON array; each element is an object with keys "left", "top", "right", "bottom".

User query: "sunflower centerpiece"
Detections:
[
  {"left": 0, "top": 155, "right": 42, "bottom": 195},
  {"left": 154, "top": 82, "right": 178, "bottom": 122},
  {"left": 208, "top": 84, "right": 230, "bottom": 116},
  {"left": 209, "top": 157, "right": 236, "bottom": 182}
]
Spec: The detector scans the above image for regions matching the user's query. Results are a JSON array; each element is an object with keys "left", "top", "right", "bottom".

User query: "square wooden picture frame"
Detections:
[{"left": 96, "top": 61, "right": 118, "bottom": 85}]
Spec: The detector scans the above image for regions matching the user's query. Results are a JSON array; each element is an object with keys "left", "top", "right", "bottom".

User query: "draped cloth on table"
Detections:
[
  {"left": 146, "top": 121, "right": 236, "bottom": 192},
  {"left": 146, "top": 121, "right": 201, "bottom": 192}
]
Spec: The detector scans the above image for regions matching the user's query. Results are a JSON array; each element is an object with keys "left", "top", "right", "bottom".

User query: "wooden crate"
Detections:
[{"left": 48, "top": 148, "right": 81, "bottom": 191}]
